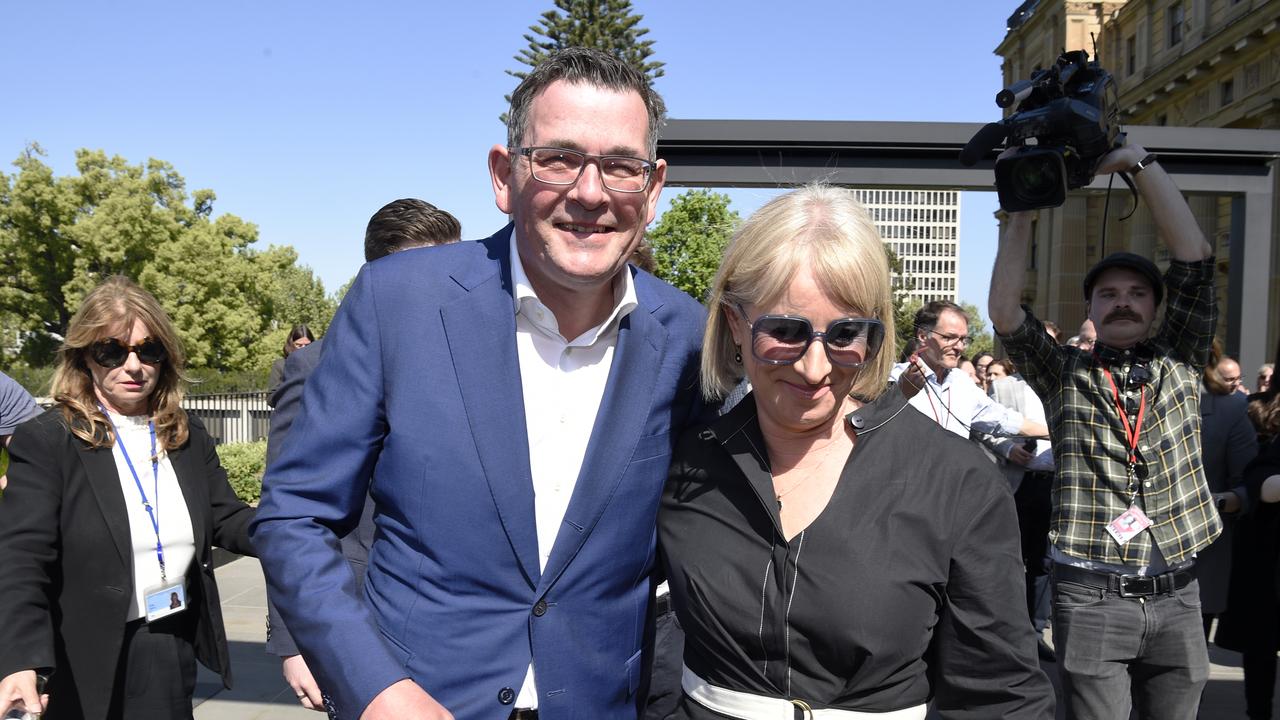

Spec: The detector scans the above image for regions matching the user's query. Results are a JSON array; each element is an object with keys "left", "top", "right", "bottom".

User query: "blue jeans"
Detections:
[{"left": 1051, "top": 571, "right": 1209, "bottom": 720}]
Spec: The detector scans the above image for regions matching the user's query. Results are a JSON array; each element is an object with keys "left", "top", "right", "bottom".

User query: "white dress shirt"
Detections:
[
  {"left": 107, "top": 410, "right": 196, "bottom": 621},
  {"left": 889, "top": 361, "right": 1025, "bottom": 438},
  {"left": 510, "top": 237, "right": 638, "bottom": 708}
]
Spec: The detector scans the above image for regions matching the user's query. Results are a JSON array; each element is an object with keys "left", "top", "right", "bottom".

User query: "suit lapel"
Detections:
[
  {"left": 538, "top": 304, "right": 667, "bottom": 593},
  {"left": 442, "top": 227, "right": 540, "bottom": 587},
  {"left": 79, "top": 443, "right": 132, "bottom": 570}
]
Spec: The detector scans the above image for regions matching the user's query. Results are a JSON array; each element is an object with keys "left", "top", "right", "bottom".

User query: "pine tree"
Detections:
[{"left": 502, "top": 0, "right": 664, "bottom": 124}]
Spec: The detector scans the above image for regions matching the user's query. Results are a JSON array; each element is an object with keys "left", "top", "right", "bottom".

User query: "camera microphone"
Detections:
[
  {"left": 959, "top": 121, "right": 1008, "bottom": 167},
  {"left": 996, "top": 79, "right": 1035, "bottom": 109}
]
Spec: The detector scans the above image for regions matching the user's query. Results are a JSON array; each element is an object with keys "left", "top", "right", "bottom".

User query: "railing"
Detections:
[{"left": 184, "top": 391, "right": 271, "bottom": 445}]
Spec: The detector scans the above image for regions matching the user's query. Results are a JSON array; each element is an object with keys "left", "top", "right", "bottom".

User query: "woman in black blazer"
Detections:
[{"left": 0, "top": 276, "right": 255, "bottom": 720}]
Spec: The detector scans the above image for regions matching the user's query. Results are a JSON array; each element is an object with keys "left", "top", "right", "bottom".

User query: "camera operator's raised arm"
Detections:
[
  {"left": 1094, "top": 144, "right": 1212, "bottom": 262},
  {"left": 989, "top": 210, "right": 1033, "bottom": 336}
]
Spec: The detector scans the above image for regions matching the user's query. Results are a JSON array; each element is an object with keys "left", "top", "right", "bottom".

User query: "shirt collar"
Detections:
[{"left": 509, "top": 230, "right": 638, "bottom": 344}]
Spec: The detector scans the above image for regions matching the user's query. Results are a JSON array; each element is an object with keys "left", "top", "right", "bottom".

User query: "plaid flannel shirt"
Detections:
[{"left": 999, "top": 258, "right": 1220, "bottom": 566}]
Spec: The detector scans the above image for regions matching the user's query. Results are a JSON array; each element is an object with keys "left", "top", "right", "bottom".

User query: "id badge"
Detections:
[
  {"left": 1105, "top": 505, "right": 1153, "bottom": 546},
  {"left": 144, "top": 576, "right": 187, "bottom": 622}
]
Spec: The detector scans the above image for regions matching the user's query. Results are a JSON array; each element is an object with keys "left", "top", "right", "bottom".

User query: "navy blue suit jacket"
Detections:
[{"left": 251, "top": 226, "right": 706, "bottom": 720}]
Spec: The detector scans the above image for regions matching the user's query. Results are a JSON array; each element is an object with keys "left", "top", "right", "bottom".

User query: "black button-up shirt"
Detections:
[{"left": 659, "top": 390, "right": 1054, "bottom": 718}]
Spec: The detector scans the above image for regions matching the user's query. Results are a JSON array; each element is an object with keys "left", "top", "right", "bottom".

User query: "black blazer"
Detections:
[{"left": 0, "top": 408, "right": 256, "bottom": 719}]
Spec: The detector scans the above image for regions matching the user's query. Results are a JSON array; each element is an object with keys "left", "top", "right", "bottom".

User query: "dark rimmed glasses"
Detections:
[
  {"left": 89, "top": 337, "right": 167, "bottom": 369},
  {"left": 921, "top": 327, "right": 974, "bottom": 347},
  {"left": 734, "top": 305, "right": 885, "bottom": 368},
  {"left": 516, "top": 146, "right": 656, "bottom": 193}
]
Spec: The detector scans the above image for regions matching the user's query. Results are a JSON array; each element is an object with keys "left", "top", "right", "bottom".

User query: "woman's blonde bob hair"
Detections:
[
  {"left": 701, "top": 185, "right": 895, "bottom": 402},
  {"left": 50, "top": 275, "right": 190, "bottom": 450}
]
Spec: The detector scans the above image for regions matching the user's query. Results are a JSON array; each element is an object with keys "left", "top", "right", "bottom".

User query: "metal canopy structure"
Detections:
[{"left": 657, "top": 120, "right": 1280, "bottom": 372}]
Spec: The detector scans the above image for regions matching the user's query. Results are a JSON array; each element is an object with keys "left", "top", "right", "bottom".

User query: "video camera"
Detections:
[{"left": 961, "top": 49, "right": 1122, "bottom": 211}]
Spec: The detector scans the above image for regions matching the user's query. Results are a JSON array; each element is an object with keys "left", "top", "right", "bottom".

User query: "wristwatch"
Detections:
[{"left": 1127, "top": 153, "right": 1158, "bottom": 176}]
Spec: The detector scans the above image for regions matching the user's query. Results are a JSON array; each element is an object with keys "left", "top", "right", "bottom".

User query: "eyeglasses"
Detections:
[
  {"left": 89, "top": 337, "right": 167, "bottom": 369},
  {"left": 735, "top": 305, "right": 884, "bottom": 368},
  {"left": 517, "top": 146, "right": 656, "bottom": 193},
  {"left": 921, "top": 327, "right": 974, "bottom": 347}
]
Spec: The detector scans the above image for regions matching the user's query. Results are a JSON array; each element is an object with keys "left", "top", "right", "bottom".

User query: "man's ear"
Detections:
[{"left": 489, "top": 144, "right": 515, "bottom": 214}]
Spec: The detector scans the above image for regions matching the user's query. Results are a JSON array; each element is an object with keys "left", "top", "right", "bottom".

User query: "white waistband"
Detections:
[{"left": 681, "top": 665, "right": 927, "bottom": 720}]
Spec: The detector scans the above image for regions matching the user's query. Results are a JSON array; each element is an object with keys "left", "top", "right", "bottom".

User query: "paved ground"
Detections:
[{"left": 197, "top": 556, "right": 1267, "bottom": 719}]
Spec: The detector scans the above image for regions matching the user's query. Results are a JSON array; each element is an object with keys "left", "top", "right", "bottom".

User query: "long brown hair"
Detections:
[{"left": 50, "top": 276, "right": 190, "bottom": 450}]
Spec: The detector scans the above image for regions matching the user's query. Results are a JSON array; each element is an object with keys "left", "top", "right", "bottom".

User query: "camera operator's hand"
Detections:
[{"left": 1095, "top": 144, "right": 1147, "bottom": 176}]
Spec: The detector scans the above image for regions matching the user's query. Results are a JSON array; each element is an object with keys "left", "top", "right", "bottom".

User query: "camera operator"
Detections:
[{"left": 989, "top": 143, "right": 1218, "bottom": 720}]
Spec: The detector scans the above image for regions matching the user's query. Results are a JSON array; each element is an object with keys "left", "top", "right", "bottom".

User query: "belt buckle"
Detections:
[
  {"left": 790, "top": 698, "right": 814, "bottom": 719},
  {"left": 1119, "top": 574, "right": 1155, "bottom": 597}
]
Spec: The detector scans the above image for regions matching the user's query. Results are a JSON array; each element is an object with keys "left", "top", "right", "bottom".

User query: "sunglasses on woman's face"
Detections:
[
  {"left": 89, "top": 337, "right": 167, "bottom": 369},
  {"left": 735, "top": 305, "right": 885, "bottom": 368}
]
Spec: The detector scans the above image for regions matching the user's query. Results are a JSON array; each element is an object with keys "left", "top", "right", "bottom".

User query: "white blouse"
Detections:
[{"left": 107, "top": 411, "right": 196, "bottom": 621}]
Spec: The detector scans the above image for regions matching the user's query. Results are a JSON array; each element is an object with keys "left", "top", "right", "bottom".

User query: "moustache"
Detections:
[{"left": 1104, "top": 309, "right": 1143, "bottom": 324}]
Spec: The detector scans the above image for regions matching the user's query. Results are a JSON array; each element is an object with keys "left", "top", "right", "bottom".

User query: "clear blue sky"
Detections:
[{"left": 0, "top": 1, "right": 1018, "bottom": 327}]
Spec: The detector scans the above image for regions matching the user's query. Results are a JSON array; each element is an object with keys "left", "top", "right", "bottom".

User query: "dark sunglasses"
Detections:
[
  {"left": 735, "top": 305, "right": 885, "bottom": 368},
  {"left": 89, "top": 337, "right": 167, "bottom": 369}
]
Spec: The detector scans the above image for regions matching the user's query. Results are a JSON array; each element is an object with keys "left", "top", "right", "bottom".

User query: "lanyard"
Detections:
[
  {"left": 1101, "top": 368, "right": 1146, "bottom": 502},
  {"left": 923, "top": 381, "right": 951, "bottom": 429},
  {"left": 104, "top": 409, "right": 167, "bottom": 582}
]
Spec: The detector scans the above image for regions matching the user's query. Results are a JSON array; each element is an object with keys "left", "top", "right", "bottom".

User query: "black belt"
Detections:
[
  {"left": 509, "top": 710, "right": 538, "bottom": 720},
  {"left": 1053, "top": 562, "right": 1194, "bottom": 598},
  {"left": 1022, "top": 470, "right": 1054, "bottom": 482}
]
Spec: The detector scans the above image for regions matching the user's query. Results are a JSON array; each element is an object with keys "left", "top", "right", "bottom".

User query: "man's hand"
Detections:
[
  {"left": 360, "top": 679, "right": 454, "bottom": 720},
  {"left": 1006, "top": 445, "right": 1035, "bottom": 467},
  {"left": 988, "top": 209, "right": 1034, "bottom": 335},
  {"left": 1213, "top": 492, "right": 1242, "bottom": 515},
  {"left": 0, "top": 669, "right": 47, "bottom": 717},
  {"left": 283, "top": 655, "right": 325, "bottom": 712},
  {"left": 898, "top": 355, "right": 926, "bottom": 399}
]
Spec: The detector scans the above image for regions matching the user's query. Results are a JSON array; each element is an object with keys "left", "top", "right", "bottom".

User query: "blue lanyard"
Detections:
[{"left": 103, "top": 409, "right": 167, "bottom": 582}]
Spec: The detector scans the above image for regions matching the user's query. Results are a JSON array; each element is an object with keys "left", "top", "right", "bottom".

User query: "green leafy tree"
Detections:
[
  {"left": 503, "top": 0, "right": 664, "bottom": 124},
  {"left": 0, "top": 144, "right": 333, "bottom": 374},
  {"left": 648, "top": 190, "right": 739, "bottom": 302},
  {"left": 959, "top": 301, "right": 995, "bottom": 359}
]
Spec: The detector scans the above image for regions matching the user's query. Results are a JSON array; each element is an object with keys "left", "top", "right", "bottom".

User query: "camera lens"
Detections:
[{"left": 1012, "top": 155, "right": 1062, "bottom": 203}]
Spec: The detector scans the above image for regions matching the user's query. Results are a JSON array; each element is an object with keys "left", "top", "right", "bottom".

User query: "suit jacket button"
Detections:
[
  {"left": 498, "top": 687, "right": 516, "bottom": 705},
  {"left": 532, "top": 600, "right": 548, "bottom": 617}
]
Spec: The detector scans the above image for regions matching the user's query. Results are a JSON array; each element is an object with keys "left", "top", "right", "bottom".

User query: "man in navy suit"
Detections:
[
  {"left": 251, "top": 48, "right": 706, "bottom": 720},
  {"left": 263, "top": 198, "right": 462, "bottom": 714}
]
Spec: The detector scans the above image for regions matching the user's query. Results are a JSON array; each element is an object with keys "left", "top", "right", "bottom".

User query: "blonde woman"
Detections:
[{"left": 659, "top": 186, "right": 1053, "bottom": 718}]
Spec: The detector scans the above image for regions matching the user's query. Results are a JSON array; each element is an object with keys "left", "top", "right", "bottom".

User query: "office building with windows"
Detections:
[{"left": 854, "top": 189, "right": 961, "bottom": 305}]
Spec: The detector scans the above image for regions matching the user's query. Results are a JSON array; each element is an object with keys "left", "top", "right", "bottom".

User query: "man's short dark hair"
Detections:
[
  {"left": 364, "top": 199, "right": 461, "bottom": 262},
  {"left": 914, "top": 300, "right": 969, "bottom": 334},
  {"left": 506, "top": 47, "right": 666, "bottom": 159}
]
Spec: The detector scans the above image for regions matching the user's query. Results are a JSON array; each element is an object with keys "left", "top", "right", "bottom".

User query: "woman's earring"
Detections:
[{"left": 734, "top": 346, "right": 743, "bottom": 364}]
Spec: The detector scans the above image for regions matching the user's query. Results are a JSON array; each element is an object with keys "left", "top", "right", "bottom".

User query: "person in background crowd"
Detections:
[
  {"left": 264, "top": 198, "right": 461, "bottom": 714},
  {"left": 267, "top": 324, "right": 314, "bottom": 404},
  {"left": 990, "top": 141, "right": 1219, "bottom": 720},
  {"left": 892, "top": 301, "right": 1048, "bottom": 442},
  {"left": 251, "top": 48, "right": 707, "bottom": 720},
  {"left": 1248, "top": 342, "right": 1280, "bottom": 453},
  {"left": 980, "top": 357, "right": 1057, "bottom": 662},
  {"left": 1216, "top": 413, "right": 1280, "bottom": 719},
  {"left": 0, "top": 370, "right": 40, "bottom": 492},
  {"left": 660, "top": 185, "right": 1054, "bottom": 718},
  {"left": 1042, "top": 320, "right": 1063, "bottom": 344},
  {"left": 987, "top": 358, "right": 1015, "bottom": 384},
  {"left": 973, "top": 350, "right": 995, "bottom": 391},
  {"left": 1197, "top": 341, "right": 1257, "bottom": 640},
  {"left": 1074, "top": 318, "right": 1097, "bottom": 352},
  {"left": 0, "top": 275, "right": 256, "bottom": 720},
  {"left": 958, "top": 355, "right": 979, "bottom": 384},
  {"left": 1258, "top": 363, "right": 1274, "bottom": 395},
  {"left": 1219, "top": 355, "right": 1250, "bottom": 395}
]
